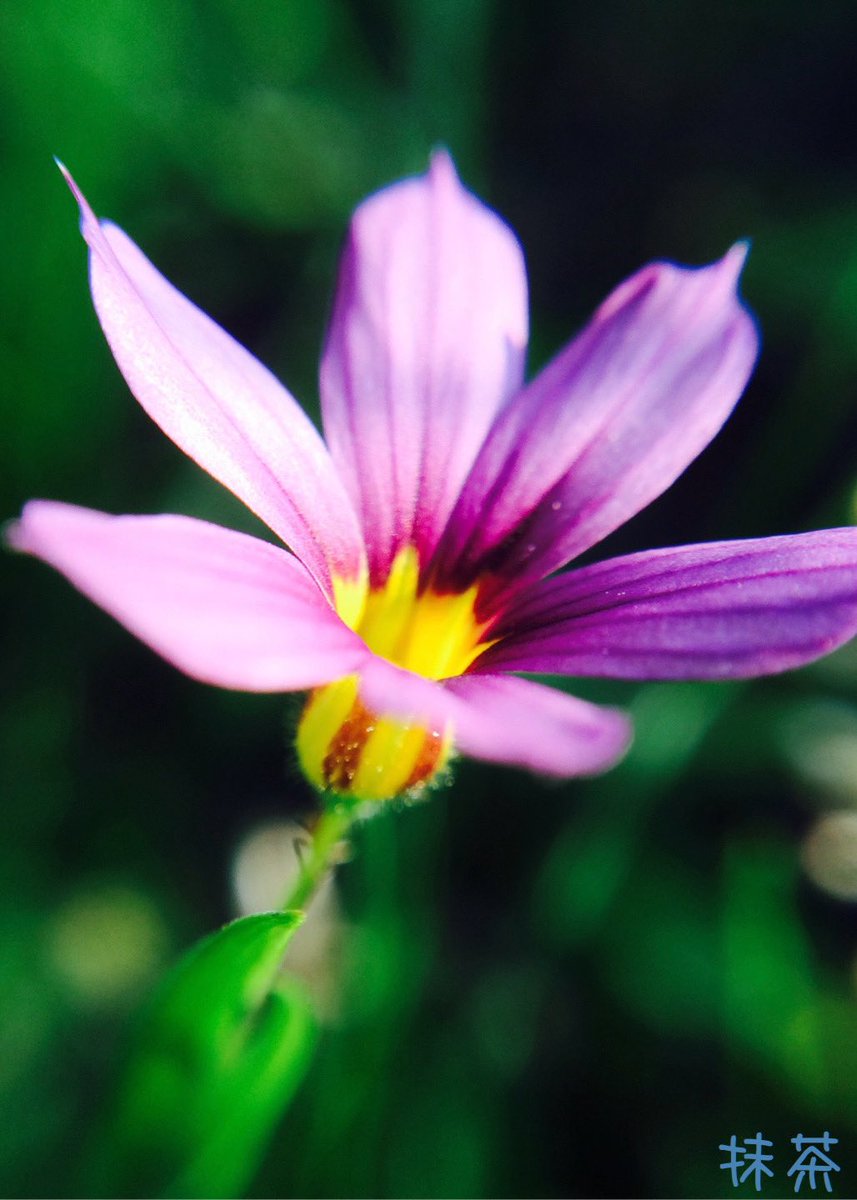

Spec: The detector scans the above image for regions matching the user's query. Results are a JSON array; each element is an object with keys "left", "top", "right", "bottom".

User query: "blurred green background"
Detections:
[{"left": 5, "top": 1, "right": 857, "bottom": 1196}]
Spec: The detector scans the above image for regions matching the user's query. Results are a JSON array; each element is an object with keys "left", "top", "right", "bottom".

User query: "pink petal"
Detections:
[
  {"left": 479, "top": 530, "right": 857, "bottom": 680},
  {"left": 432, "top": 246, "right": 758, "bottom": 607},
  {"left": 59, "top": 165, "right": 365, "bottom": 596},
  {"left": 10, "top": 501, "right": 367, "bottom": 691},
  {"left": 320, "top": 151, "right": 528, "bottom": 583},
  {"left": 358, "top": 657, "right": 632, "bottom": 778}
]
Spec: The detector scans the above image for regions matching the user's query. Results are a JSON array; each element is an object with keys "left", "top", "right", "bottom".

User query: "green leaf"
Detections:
[{"left": 87, "top": 912, "right": 317, "bottom": 1199}]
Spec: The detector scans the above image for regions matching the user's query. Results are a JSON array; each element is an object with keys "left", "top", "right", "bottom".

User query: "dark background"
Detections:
[{"left": 4, "top": 2, "right": 857, "bottom": 1196}]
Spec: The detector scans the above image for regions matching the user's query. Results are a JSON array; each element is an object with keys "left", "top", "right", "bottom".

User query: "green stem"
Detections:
[{"left": 282, "top": 803, "right": 356, "bottom": 913}]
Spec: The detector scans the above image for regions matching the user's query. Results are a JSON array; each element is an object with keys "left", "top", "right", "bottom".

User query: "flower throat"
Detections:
[{"left": 297, "top": 546, "right": 493, "bottom": 802}]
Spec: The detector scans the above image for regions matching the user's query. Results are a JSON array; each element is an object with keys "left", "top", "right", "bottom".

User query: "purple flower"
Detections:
[{"left": 11, "top": 154, "right": 857, "bottom": 801}]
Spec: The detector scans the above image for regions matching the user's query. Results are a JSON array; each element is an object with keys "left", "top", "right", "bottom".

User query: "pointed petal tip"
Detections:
[
  {"left": 664, "top": 241, "right": 750, "bottom": 293},
  {"left": 598, "top": 240, "right": 753, "bottom": 321},
  {"left": 681, "top": 239, "right": 755, "bottom": 313},
  {"left": 719, "top": 239, "right": 751, "bottom": 285},
  {"left": 719, "top": 240, "right": 759, "bottom": 341},
  {"left": 54, "top": 157, "right": 82, "bottom": 204},
  {"left": 53, "top": 158, "right": 98, "bottom": 238},
  {"left": 606, "top": 706, "right": 636, "bottom": 769},
  {"left": 6, "top": 499, "right": 76, "bottom": 557},
  {"left": 428, "top": 146, "right": 459, "bottom": 185},
  {"left": 4, "top": 498, "right": 56, "bottom": 554},
  {"left": 3, "top": 515, "right": 25, "bottom": 554}
]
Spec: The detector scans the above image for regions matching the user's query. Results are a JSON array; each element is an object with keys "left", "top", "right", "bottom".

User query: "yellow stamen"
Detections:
[
  {"left": 298, "top": 546, "right": 492, "bottom": 802},
  {"left": 355, "top": 546, "right": 489, "bottom": 678},
  {"left": 331, "top": 572, "right": 368, "bottom": 631}
]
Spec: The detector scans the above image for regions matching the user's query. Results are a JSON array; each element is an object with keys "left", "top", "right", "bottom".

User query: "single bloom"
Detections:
[{"left": 11, "top": 154, "right": 857, "bottom": 801}]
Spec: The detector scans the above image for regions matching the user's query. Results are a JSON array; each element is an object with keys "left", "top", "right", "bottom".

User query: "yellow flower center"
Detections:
[{"left": 297, "top": 546, "right": 493, "bottom": 802}]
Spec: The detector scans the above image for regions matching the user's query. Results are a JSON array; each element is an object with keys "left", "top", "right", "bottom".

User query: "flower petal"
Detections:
[
  {"left": 433, "top": 246, "right": 758, "bottom": 607},
  {"left": 478, "top": 530, "right": 857, "bottom": 680},
  {"left": 320, "top": 151, "right": 528, "bottom": 583},
  {"left": 59, "top": 165, "right": 365, "bottom": 596},
  {"left": 10, "top": 501, "right": 367, "bottom": 691},
  {"left": 358, "top": 657, "right": 632, "bottom": 778}
]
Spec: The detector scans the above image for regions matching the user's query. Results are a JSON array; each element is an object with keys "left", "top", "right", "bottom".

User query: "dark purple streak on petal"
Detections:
[
  {"left": 432, "top": 246, "right": 758, "bottom": 611},
  {"left": 321, "top": 151, "right": 528, "bottom": 583},
  {"left": 476, "top": 530, "right": 857, "bottom": 680}
]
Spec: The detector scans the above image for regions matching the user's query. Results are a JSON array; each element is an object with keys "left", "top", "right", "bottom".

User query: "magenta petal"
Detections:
[
  {"left": 10, "top": 501, "right": 367, "bottom": 691},
  {"left": 320, "top": 151, "right": 528, "bottom": 582},
  {"left": 433, "top": 246, "right": 758, "bottom": 605},
  {"left": 358, "top": 657, "right": 632, "bottom": 777},
  {"left": 479, "top": 530, "right": 857, "bottom": 680},
  {"left": 60, "top": 166, "right": 365, "bottom": 595}
]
